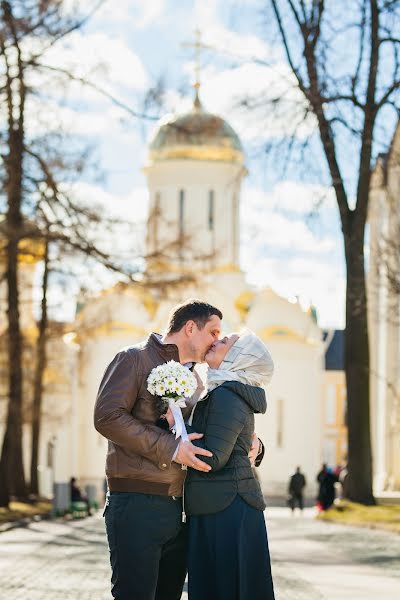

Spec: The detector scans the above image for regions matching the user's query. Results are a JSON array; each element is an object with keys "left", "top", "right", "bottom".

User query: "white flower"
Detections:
[
  {"left": 155, "top": 384, "right": 165, "bottom": 396},
  {"left": 147, "top": 360, "right": 197, "bottom": 402}
]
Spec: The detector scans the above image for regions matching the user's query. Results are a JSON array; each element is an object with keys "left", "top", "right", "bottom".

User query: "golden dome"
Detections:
[{"left": 148, "top": 101, "right": 244, "bottom": 164}]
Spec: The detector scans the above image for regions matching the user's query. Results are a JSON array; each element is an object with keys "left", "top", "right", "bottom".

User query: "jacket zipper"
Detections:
[{"left": 181, "top": 465, "right": 188, "bottom": 522}]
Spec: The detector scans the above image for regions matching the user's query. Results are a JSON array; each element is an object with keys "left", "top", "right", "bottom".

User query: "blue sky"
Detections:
[{"left": 40, "top": 0, "right": 351, "bottom": 328}]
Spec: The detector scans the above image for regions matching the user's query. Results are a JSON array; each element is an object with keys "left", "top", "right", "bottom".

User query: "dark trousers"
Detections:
[
  {"left": 289, "top": 492, "right": 304, "bottom": 511},
  {"left": 104, "top": 491, "right": 187, "bottom": 600},
  {"left": 188, "top": 496, "right": 275, "bottom": 600}
]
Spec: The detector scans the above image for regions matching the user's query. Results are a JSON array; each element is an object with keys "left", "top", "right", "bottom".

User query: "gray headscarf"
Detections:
[{"left": 206, "top": 328, "right": 274, "bottom": 392}]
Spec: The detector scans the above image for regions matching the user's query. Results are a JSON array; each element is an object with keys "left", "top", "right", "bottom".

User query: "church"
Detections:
[
  {"left": 6, "top": 79, "right": 368, "bottom": 503},
  {"left": 3, "top": 79, "right": 399, "bottom": 502},
  {"left": 49, "top": 86, "right": 324, "bottom": 501}
]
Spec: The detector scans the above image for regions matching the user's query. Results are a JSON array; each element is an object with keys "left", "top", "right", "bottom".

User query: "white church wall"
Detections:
[
  {"left": 76, "top": 332, "right": 144, "bottom": 498},
  {"left": 255, "top": 339, "right": 322, "bottom": 498},
  {"left": 368, "top": 162, "right": 400, "bottom": 492}
]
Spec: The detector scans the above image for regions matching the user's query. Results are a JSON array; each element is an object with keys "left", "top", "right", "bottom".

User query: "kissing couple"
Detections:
[{"left": 95, "top": 299, "right": 275, "bottom": 600}]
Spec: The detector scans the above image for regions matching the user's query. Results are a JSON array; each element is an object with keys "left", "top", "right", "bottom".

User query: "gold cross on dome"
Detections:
[{"left": 182, "top": 28, "right": 208, "bottom": 107}]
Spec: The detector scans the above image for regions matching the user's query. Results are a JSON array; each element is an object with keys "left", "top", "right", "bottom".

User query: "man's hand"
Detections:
[
  {"left": 174, "top": 433, "right": 212, "bottom": 472},
  {"left": 248, "top": 432, "right": 261, "bottom": 466},
  {"left": 165, "top": 407, "right": 174, "bottom": 428}
]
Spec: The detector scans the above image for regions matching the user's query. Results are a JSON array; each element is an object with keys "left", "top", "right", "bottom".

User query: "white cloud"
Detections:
[
  {"left": 183, "top": 61, "right": 315, "bottom": 143},
  {"left": 43, "top": 31, "right": 148, "bottom": 90},
  {"left": 252, "top": 181, "right": 336, "bottom": 215},
  {"left": 63, "top": 0, "right": 166, "bottom": 28},
  {"left": 23, "top": 31, "right": 148, "bottom": 111},
  {"left": 240, "top": 183, "right": 345, "bottom": 328},
  {"left": 24, "top": 94, "right": 144, "bottom": 144},
  {"left": 193, "top": 0, "right": 271, "bottom": 61},
  {"left": 241, "top": 185, "right": 336, "bottom": 253},
  {"left": 245, "top": 255, "right": 346, "bottom": 329},
  {"left": 69, "top": 182, "right": 149, "bottom": 224}
]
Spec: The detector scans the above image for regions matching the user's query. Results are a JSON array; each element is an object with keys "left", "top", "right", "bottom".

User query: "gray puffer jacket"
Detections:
[{"left": 185, "top": 380, "right": 267, "bottom": 516}]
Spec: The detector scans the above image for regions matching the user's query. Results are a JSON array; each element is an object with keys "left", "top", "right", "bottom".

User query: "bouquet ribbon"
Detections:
[{"left": 164, "top": 397, "right": 189, "bottom": 443}]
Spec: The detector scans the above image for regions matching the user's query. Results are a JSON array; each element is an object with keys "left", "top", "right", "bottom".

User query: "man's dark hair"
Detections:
[{"left": 167, "top": 299, "right": 222, "bottom": 334}]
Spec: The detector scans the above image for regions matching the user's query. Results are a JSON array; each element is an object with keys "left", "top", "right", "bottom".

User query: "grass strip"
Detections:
[
  {"left": 317, "top": 500, "right": 400, "bottom": 534},
  {"left": 0, "top": 501, "right": 52, "bottom": 526}
]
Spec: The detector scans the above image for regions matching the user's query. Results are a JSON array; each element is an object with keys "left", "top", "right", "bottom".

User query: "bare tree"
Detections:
[
  {"left": 29, "top": 235, "right": 49, "bottom": 496},
  {"left": 240, "top": 0, "right": 400, "bottom": 504},
  {"left": 0, "top": 0, "right": 163, "bottom": 507}
]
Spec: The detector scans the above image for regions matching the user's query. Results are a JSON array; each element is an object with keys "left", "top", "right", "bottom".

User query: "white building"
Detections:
[
  {"left": 1, "top": 91, "right": 326, "bottom": 500},
  {"left": 368, "top": 124, "right": 400, "bottom": 493},
  {"left": 70, "top": 91, "right": 324, "bottom": 499}
]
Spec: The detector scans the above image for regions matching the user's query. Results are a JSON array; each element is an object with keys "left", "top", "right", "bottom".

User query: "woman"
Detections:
[{"left": 185, "top": 329, "right": 275, "bottom": 600}]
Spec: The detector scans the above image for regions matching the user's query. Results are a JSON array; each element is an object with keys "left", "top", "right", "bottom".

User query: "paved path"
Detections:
[
  {"left": 267, "top": 508, "right": 400, "bottom": 599},
  {"left": 0, "top": 507, "right": 399, "bottom": 599}
]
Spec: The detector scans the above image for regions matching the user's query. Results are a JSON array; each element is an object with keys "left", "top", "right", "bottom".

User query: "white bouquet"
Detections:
[{"left": 147, "top": 360, "right": 197, "bottom": 442}]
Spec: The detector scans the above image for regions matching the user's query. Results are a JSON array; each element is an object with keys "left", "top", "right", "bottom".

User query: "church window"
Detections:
[
  {"left": 208, "top": 190, "right": 214, "bottom": 230},
  {"left": 326, "top": 385, "right": 336, "bottom": 425},
  {"left": 179, "top": 189, "right": 185, "bottom": 238},
  {"left": 155, "top": 192, "right": 161, "bottom": 212},
  {"left": 47, "top": 439, "right": 55, "bottom": 468},
  {"left": 323, "top": 439, "right": 336, "bottom": 465},
  {"left": 277, "top": 397, "right": 284, "bottom": 448}
]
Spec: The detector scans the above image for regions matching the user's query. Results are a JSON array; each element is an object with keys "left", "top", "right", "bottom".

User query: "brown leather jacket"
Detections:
[{"left": 94, "top": 333, "right": 197, "bottom": 497}]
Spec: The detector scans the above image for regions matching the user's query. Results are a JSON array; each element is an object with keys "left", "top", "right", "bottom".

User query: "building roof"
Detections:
[
  {"left": 323, "top": 329, "right": 345, "bottom": 370},
  {"left": 148, "top": 99, "right": 244, "bottom": 164}
]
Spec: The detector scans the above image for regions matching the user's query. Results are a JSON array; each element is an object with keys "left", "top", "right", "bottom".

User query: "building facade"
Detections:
[
  {"left": 1, "top": 93, "right": 327, "bottom": 501},
  {"left": 368, "top": 124, "right": 400, "bottom": 492}
]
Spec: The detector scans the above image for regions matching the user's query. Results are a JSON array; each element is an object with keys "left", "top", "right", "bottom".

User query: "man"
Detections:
[
  {"left": 95, "top": 300, "right": 223, "bottom": 600},
  {"left": 95, "top": 299, "right": 263, "bottom": 599},
  {"left": 288, "top": 466, "right": 307, "bottom": 513}
]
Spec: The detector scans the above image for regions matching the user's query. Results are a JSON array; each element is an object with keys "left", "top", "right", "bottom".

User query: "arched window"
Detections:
[
  {"left": 208, "top": 190, "right": 214, "bottom": 230},
  {"left": 179, "top": 189, "right": 185, "bottom": 238},
  {"left": 277, "top": 397, "right": 284, "bottom": 448}
]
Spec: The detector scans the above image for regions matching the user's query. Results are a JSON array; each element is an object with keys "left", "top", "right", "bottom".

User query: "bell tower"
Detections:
[{"left": 143, "top": 30, "right": 246, "bottom": 275}]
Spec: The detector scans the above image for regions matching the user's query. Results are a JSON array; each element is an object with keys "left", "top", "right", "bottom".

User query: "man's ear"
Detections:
[{"left": 184, "top": 319, "right": 196, "bottom": 336}]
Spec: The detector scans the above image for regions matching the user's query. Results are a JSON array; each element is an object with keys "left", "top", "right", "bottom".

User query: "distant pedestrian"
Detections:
[
  {"left": 334, "top": 464, "right": 342, "bottom": 478},
  {"left": 70, "top": 477, "right": 92, "bottom": 516},
  {"left": 317, "top": 466, "right": 338, "bottom": 510},
  {"left": 288, "top": 466, "right": 306, "bottom": 513},
  {"left": 317, "top": 463, "right": 327, "bottom": 485}
]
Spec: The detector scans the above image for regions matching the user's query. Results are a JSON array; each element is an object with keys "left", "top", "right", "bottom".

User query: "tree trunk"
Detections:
[
  {"left": 30, "top": 239, "right": 49, "bottom": 497},
  {"left": 0, "top": 79, "right": 27, "bottom": 504},
  {"left": 344, "top": 229, "right": 375, "bottom": 504},
  {"left": 0, "top": 236, "right": 26, "bottom": 503}
]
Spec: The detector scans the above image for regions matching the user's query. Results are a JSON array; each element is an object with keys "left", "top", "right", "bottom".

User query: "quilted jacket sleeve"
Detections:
[{"left": 192, "top": 387, "right": 249, "bottom": 471}]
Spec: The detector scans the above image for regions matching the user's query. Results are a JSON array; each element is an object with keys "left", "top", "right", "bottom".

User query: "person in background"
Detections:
[
  {"left": 70, "top": 477, "right": 92, "bottom": 515},
  {"left": 288, "top": 466, "right": 306, "bottom": 514},
  {"left": 317, "top": 466, "right": 338, "bottom": 511}
]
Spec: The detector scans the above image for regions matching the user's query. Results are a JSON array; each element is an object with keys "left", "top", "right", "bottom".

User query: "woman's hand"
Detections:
[{"left": 248, "top": 432, "right": 261, "bottom": 465}]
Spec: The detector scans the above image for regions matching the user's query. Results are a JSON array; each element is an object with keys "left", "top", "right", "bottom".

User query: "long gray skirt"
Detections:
[{"left": 187, "top": 495, "right": 275, "bottom": 600}]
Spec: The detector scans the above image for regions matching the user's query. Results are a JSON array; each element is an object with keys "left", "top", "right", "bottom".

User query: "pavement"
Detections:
[{"left": 0, "top": 507, "right": 399, "bottom": 599}]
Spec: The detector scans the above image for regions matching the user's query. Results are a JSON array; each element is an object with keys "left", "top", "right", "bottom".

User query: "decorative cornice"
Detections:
[
  {"left": 147, "top": 145, "right": 244, "bottom": 165},
  {"left": 258, "top": 325, "right": 319, "bottom": 345},
  {"left": 76, "top": 321, "right": 147, "bottom": 341}
]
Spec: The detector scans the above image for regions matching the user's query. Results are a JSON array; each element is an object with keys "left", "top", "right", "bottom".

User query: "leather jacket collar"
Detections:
[{"left": 146, "top": 333, "right": 180, "bottom": 362}]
